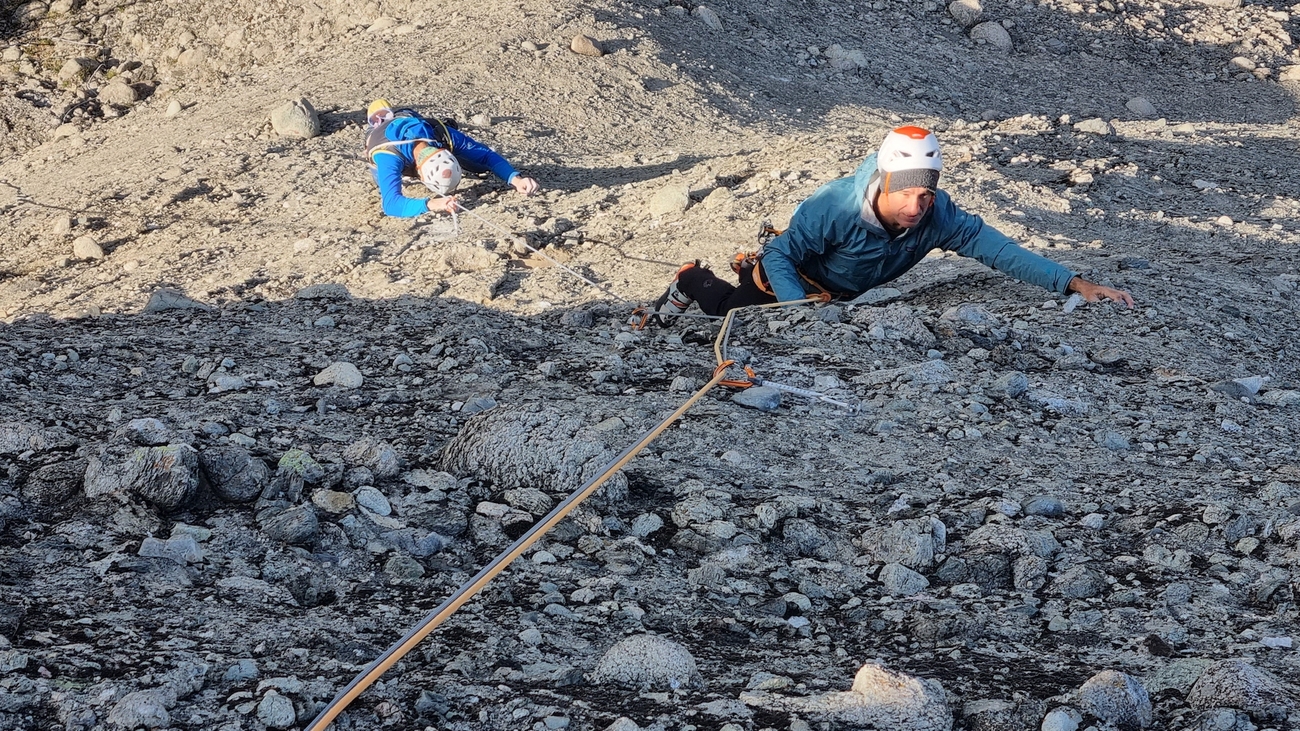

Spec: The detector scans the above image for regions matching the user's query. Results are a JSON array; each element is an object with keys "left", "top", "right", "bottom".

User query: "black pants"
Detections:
[{"left": 677, "top": 265, "right": 777, "bottom": 316}]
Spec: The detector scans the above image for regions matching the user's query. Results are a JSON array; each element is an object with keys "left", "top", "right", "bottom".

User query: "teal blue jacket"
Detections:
[{"left": 761, "top": 154, "right": 1078, "bottom": 301}]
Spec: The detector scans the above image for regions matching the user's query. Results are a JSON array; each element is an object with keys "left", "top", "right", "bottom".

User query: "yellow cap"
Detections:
[{"left": 366, "top": 99, "right": 391, "bottom": 119}]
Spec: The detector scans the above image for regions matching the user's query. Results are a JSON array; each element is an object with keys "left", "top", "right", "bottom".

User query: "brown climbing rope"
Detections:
[{"left": 305, "top": 294, "right": 836, "bottom": 729}]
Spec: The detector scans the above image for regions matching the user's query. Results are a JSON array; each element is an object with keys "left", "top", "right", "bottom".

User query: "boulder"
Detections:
[
  {"left": 98, "top": 78, "right": 139, "bottom": 105},
  {"left": 314, "top": 362, "right": 363, "bottom": 388},
  {"left": 971, "top": 22, "right": 1012, "bottom": 51},
  {"left": 72, "top": 235, "right": 104, "bottom": 260},
  {"left": 948, "top": 0, "right": 982, "bottom": 26},
  {"left": 199, "top": 446, "right": 269, "bottom": 502},
  {"left": 591, "top": 634, "right": 702, "bottom": 690},
  {"left": 647, "top": 185, "right": 691, "bottom": 217},
  {"left": 793, "top": 663, "right": 952, "bottom": 730},
  {"left": 860, "top": 517, "right": 947, "bottom": 569},
  {"left": 1078, "top": 670, "right": 1152, "bottom": 729},
  {"left": 270, "top": 98, "right": 320, "bottom": 139},
  {"left": 20, "top": 459, "right": 85, "bottom": 506},
  {"left": 1186, "top": 660, "right": 1294, "bottom": 721},
  {"left": 84, "top": 445, "right": 204, "bottom": 510},
  {"left": 570, "top": 34, "right": 603, "bottom": 57},
  {"left": 439, "top": 406, "right": 628, "bottom": 501}
]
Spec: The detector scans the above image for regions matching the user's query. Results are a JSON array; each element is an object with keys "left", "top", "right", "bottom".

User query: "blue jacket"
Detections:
[
  {"left": 370, "top": 117, "right": 519, "bottom": 218},
  {"left": 761, "top": 154, "right": 1077, "bottom": 302}
]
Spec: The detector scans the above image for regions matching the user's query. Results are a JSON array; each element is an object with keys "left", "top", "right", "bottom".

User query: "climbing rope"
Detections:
[
  {"left": 303, "top": 280, "right": 856, "bottom": 728},
  {"left": 303, "top": 365, "right": 732, "bottom": 731},
  {"left": 711, "top": 299, "right": 859, "bottom": 412}
]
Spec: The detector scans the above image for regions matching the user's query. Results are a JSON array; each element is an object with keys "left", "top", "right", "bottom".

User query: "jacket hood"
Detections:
[{"left": 853, "top": 153, "right": 887, "bottom": 233}]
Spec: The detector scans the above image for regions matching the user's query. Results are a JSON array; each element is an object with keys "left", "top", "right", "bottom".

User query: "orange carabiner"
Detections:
[
  {"left": 713, "top": 360, "right": 757, "bottom": 389},
  {"left": 628, "top": 306, "right": 651, "bottom": 330}
]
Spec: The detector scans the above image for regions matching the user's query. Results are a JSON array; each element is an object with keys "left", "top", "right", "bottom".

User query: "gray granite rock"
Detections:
[
  {"left": 1078, "top": 670, "right": 1151, "bottom": 729},
  {"left": 270, "top": 98, "right": 320, "bottom": 139},
  {"left": 591, "top": 634, "right": 702, "bottom": 690}
]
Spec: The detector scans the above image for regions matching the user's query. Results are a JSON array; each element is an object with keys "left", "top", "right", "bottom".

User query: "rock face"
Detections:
[
  {"left": 591, "top": 634, "right": 702, "bottom": 690},
  {"left": 438, "top": 406, "right": 628, "bottom": 501},
  {"left": 198, "top": 446, "right": 268, "bottom": 502},
  {"left": 5, "top": 0, "right": 1300, "bottom": 727},
  {"left": 84, "top": 445, "right": 204, "bottom": 510},
  {"left": 1186, "top": 660, "right": 1294, "bottom": 720},
  {"left": 1078, "top": 670, "right": 1152, "bottom": 729},
  {"left": 270, "top": 98, "right": 320, "bottom": 139}
]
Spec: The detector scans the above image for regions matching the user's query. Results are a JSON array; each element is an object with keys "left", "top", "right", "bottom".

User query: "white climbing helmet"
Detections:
[
  {"left": 877, "top": 126, "right": 943, "bottom": 193},
  {"left": 417, "top": 146, "right": 462, "bottom": 196}
]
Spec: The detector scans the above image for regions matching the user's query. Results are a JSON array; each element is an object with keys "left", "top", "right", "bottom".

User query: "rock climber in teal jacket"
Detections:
[
  {"left": 649, "top": 126, "right": 1132, "bottom": 323},
  {"left": 364, "top": 99, "right": 539, "bottom": 218}
]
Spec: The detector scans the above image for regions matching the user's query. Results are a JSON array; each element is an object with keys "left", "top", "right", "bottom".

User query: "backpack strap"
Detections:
[{"left": 392, "top": 108, "right": 456, "bottom": 153}]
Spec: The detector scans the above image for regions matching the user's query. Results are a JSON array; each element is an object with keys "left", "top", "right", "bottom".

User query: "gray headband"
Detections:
[{"left": 884, "top": 168, "right": 940, "bottom": 193}]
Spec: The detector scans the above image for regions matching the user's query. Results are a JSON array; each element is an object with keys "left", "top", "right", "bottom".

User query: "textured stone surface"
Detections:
[
  {"left": 269, "top": 97, "right": 320, "bottom": 138},
  {"left": 1186, "top": 660, "right": 1294, "bottom": 720},
  {"left": 84, "top": 445, "right": 204, "bottom": 510},
  {"left": 198, "top": 446, "right": 268, "bottom": 502},
  {"left": 20, "top": 459, "right": 85, "bottom": 506},
  {"left": 439, "top": 406, "right": 627, "bottom": 501},
  {"left": 591, "top": 634, "right": 702, "bottom": 690},
  {"left": 1078, "top": 670, "right": 1152, "bottom": 729},
  {"left": 784, "top": 663, "right": 951, "bottom": 730}
]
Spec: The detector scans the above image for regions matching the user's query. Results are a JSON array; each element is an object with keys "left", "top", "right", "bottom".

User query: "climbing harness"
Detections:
[{"left": 364, "top": 110, "right": 458, "bottom": 167}]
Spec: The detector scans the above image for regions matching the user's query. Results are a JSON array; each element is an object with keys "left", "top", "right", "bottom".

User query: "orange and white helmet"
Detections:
[
  {"left": 416, "top": 146, "right": 462, "bottom": 196},
  {"left": 877, "top": 126, "right": 942, "bottom": 193}
]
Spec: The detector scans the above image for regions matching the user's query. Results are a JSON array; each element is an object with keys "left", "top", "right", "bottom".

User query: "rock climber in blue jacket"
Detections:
[
  {"left": 364, "top": 99, "right": 539, "bottom": 218},
  {"left": 649, "top": 126, "right": 1132, "bottom": 323}
]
